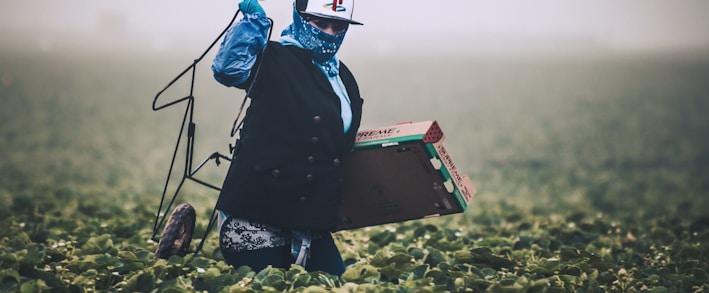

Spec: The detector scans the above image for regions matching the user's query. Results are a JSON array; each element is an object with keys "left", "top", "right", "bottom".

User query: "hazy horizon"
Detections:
[{"left": 2, "top": 0, "right": 709, "bottom": 56}]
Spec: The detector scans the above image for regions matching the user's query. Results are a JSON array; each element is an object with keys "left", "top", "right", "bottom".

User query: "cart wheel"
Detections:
[{"left": 155, "top": 203, "right": 196, "bottom": 259}]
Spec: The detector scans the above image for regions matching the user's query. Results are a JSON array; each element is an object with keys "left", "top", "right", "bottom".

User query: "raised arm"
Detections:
[{"left": 212, "top": 0, "right": 271, "bottom": 88}]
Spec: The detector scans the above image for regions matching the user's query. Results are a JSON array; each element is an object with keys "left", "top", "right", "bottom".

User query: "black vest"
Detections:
[{"left": 216, "top": 41, "right": 364, "bottom": 231}]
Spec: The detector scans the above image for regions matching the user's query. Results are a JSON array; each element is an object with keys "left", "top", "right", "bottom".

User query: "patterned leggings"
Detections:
[{"left": 219, "top": 214, "right": 345, "bottom": 276}]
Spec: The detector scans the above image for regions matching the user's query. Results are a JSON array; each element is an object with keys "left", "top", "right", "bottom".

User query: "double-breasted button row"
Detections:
[
  {"left": 271, "top": 170, "right": 315, "bottom": 181},
  {"left": 304, "top": 156, "right": 342, "bottom": 167}
]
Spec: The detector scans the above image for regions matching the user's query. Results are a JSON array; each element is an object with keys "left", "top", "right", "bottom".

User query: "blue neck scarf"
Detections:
[{"left": 280, "top": 6, "right": 347, "bottom": 77}]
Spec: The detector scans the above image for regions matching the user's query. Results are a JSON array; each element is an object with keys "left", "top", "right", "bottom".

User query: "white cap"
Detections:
[{"left": 297, "top": 0, "right": 363, "bottom": 25}]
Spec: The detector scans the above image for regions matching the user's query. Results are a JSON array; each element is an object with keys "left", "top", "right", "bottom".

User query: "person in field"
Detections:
[{"left": 211, "top": 0, "right": 364, "bottom": 276}]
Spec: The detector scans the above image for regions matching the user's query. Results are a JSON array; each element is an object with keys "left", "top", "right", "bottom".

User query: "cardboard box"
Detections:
[{"left": 337, "top": 121, "right": 476, "bottom": 230}]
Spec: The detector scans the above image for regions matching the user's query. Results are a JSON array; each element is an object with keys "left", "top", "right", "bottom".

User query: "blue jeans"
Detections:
[{"left": 220, "top": 232, "right": 346, "bottom": 276}]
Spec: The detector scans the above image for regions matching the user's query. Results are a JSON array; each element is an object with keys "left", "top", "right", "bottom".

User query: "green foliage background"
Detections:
[{"left": 1, "top": 36, "right": 708, "bottom": 292}]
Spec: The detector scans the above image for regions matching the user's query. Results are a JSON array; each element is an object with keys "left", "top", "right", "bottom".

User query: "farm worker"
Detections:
[{"left": 211, "top": 0, "right": 364, "bottom": 276}]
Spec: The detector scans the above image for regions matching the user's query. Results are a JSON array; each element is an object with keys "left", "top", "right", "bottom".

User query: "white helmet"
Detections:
[{"left": 296, "top": 0, "right": 363, "bottom": 25}]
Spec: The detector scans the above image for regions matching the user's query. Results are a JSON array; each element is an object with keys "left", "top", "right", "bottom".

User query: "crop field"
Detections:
[{"left": 1, "top": 36, "right": 708, "bottom": 292}]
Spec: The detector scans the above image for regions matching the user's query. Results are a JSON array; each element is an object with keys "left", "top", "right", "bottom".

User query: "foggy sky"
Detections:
[{"left": 2, "top": 0, "right": 709, "bottom": 52}]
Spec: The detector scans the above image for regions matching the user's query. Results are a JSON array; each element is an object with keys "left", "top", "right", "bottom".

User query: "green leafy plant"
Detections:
[{"left": 1, "top": 41, "right": 708, "bottom": 292}]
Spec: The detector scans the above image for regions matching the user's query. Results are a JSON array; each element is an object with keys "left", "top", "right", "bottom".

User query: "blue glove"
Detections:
[{"left": 239, "top": 0, "right": 265, "bottom": 15}]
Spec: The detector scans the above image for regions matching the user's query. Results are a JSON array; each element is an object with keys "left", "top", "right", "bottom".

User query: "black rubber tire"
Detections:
[{"left": 155, "top": 203, "right": 196, "bottom": 259}]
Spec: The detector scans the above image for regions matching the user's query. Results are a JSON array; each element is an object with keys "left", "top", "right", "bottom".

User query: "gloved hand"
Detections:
[{"left": 239, "top": 0, "right": 265, "bottom": 15}]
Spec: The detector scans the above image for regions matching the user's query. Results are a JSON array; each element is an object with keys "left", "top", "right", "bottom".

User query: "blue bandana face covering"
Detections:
[
  {"left": 282, "top": 8, "right": 348, "bottom": 65},
  {"left": 280, "top": 4, "right": 353, "bottom": 133}
]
